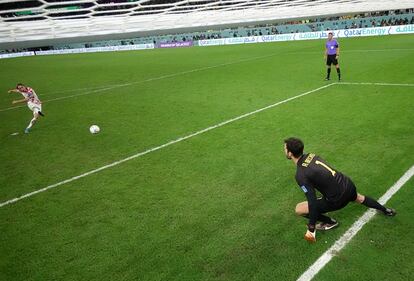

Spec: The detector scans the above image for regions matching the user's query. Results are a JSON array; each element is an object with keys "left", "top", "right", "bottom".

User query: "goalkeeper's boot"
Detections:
[
  {"left": 316, "top": 219, "right": 339, "bottom": 231},
  {"left": 384, "top": 208, "right": 396, "bottom": 216}
]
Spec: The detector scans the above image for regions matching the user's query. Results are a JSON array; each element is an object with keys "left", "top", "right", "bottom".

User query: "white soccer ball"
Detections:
[{"left": 89, "top": 125, "right": 100, "bottom": 134}]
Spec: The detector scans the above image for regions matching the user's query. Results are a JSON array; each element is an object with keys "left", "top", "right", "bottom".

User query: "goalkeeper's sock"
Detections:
[{"left": 362, "top": 196, "right": 387, "bottom": 213}]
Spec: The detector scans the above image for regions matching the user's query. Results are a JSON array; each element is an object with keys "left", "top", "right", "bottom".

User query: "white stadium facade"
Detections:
[{"left": 1, "top": 0, "right": 414, "bottom": 49}]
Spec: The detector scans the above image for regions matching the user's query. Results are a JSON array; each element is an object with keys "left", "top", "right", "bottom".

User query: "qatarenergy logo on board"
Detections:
[
  {"left": 198, "top": 24, "right": 414, "bottom": 47},
  {"left": 1, "top": 24, "right": 413, "bottom": 59}
]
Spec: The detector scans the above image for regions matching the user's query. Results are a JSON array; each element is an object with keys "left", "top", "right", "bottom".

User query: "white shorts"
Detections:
[{"left": 28, "top": 102, "right": 42, "bottom": 114}]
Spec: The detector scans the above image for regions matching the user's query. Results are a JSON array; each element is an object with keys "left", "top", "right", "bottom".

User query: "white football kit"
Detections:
[{"left": 20, "top": 87, "right": 42, "bottom": 114}]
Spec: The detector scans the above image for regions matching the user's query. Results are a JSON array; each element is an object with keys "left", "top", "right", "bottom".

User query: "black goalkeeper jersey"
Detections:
[
  {"left": 295, "top": 153, "right": 351, "bottom": 201},
  {"left": 295, "top": 153, "right": 353, "bottom": 225}
]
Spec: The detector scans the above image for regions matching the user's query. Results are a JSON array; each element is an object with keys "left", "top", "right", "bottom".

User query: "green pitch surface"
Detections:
[{"left": 1, "top": 35, "right": 413, "bottom": 281}]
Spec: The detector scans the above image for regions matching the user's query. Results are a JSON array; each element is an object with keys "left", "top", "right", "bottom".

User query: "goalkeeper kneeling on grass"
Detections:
[{"left": 283, "top": 137, "right": 396, "bottom": 243}]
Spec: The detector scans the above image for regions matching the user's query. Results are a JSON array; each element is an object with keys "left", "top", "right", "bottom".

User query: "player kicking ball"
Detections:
[
  {"left": 284, "top": 137, "right": 396, "bottom": 243},
  {"left": 8, "top": 83, "right": 45, "bottom": 133}
]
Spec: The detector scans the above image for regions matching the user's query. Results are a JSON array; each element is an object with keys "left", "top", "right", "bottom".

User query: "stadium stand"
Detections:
[
  {"left": 47, "top": 10, "right": 414, "bottom": 51},
  {"left": 0, "top": 1, "right": 413, "bottom": 53}
]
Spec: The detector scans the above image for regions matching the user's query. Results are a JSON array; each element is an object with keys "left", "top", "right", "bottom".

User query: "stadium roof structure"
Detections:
[{"left": 0, "top": 0, "right": 413, "bottom": 46}]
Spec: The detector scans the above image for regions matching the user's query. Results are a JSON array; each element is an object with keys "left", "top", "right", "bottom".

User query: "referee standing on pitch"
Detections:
[
  {"left": 284, "top": 137, "right": 396, "bottom": 243},
  {"left": 325, "top": 32, "right": 341, "bottom": 81}
]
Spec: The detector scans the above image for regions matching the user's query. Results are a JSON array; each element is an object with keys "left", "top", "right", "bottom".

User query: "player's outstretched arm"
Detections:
[
  {"left": 12, "top": 98, "right": 27, "bottom": 104},
  {"left": 8, "top": 89, "right": 19, "bottom": 94}
]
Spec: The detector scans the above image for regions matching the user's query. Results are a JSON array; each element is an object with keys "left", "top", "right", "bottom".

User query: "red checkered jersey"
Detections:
[{"left": 19, "top": 87, "right": 41, "bottom": 104}]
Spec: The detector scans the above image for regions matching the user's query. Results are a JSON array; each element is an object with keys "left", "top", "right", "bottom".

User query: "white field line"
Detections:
[
  {"left": 342, "top": 48, "right": 414, "bottom": 53},
  {"left": 0, "top": 83, "right": 335, "bottom": 208},
  {"left": 3, "top": 80, "right": 413, "bottom": 113},
  {"left": 2, "top": 48, "right": 413, "bottom": 113},
  {"left": 0, "top": 86, "right": 117, "bottom": 112},
  {"left": 42, "top": 85, "right": 118, "bottom": 96},
  {"left": 27, "top": 48, "right": 414, "bottom": 96},
  {"left": 299, "top": 48, "right": 414, "bottom": 56},
  {"left": 338, "top": 82, "right": 414, "bottom": 87},
  {"left": 31, "top": 48, "right": 414, "bottom": 95},
  {"left": 0, "top": 53, "right": 280, "bottom": 113},
  {"left": 297, "top": 165, "right": 414, "bottom": 281}
]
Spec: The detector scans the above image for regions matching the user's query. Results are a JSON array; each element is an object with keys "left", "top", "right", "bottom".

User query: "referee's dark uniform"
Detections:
[{"left": 295, "top": 153, "right": 357, "bottom": 226}]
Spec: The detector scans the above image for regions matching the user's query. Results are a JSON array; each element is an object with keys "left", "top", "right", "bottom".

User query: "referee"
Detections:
[
  {"left": 325, "top": 32, "right": 341, "bottom": 81},
  {"left": 284, "top": 137, "right": 396, "bottom": 243}
]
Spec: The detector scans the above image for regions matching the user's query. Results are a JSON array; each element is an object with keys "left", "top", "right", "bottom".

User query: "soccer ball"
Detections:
[{"left": 89, "top": 125, "right": 100, "bottom": 134}]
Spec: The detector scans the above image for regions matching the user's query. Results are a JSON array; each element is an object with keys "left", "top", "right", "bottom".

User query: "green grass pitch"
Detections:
[{"left": 0, "top": 34, "right": 414, "bottom": 281}]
